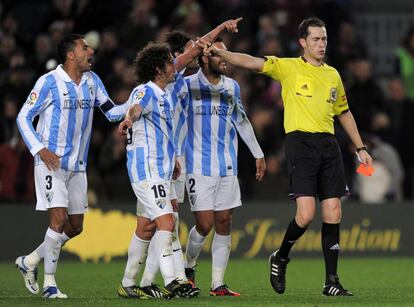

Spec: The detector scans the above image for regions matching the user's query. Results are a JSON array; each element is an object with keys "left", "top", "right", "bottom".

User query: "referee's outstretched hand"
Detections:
[{"left": 256, "top": 157, "right": 266, "bottom": 181}]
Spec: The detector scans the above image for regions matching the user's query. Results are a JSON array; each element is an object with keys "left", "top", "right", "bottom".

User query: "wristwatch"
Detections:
[{"left": 356, "top": 145, "right": 368, "bottom": 153}]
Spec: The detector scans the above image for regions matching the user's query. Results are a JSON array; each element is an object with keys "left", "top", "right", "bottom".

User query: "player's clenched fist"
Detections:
[{"left": 118, "top": 119, "right": 133, "bottom": 136}]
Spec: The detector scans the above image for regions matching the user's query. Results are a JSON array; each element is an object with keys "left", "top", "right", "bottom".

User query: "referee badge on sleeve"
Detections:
[{"left": 329, "top": 88, "right": 338, "bottom": 102}]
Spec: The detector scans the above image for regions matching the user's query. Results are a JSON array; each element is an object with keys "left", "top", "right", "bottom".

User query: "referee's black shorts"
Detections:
[{"left": 284, "top": 131, "right": 349, "bottom": 201}]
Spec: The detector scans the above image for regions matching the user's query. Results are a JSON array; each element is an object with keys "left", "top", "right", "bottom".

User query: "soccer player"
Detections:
[
  {"left": 203, "top": 17, "right": 373, "bottom": 296},
  {"left": 117, "top": 42, "right": 195, "bottom": 299},
  {"left": 184, "top": 38, "right": 266, "bottom": 296},
  {"left": 137, "top": 31, "right": 201, "bottom": 299},
  {"left": 117, "top": 18, "right": 242, "bottom": 299},
  {"left": 15, "top": 34, "right": 128, "bottom": 298}
]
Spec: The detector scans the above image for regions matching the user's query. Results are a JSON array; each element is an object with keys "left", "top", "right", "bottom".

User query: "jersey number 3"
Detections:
[{"left": 45, "top": 175, "right": 53, "bottom": 190}]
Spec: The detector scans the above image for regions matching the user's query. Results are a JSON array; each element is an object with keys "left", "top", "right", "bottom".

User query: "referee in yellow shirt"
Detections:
[{"left": 204, "top": 17, "right": 372, "bottom": 296}]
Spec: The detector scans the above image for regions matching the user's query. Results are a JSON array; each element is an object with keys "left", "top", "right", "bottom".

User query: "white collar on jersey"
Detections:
[
  {"left": 147, "top": 80, "right": 167, "bottom": 97},
  {"left": 56, "top": 64, "right": 88, "bottom": 84},
  {"left": 179, "top": 67, "right": 186, "bottom": 75},
  {"left": 196, "top": 68, "right": 226, "bottom": 92}
]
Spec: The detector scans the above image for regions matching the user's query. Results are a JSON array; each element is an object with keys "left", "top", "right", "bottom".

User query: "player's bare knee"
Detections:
[
  {"left": 214, "top": 216, "right": 232, "bottom": 234},
  {"left": 196, "top": 222, "right": 212, "bottom": 236},
  {"left": 162, "top": 220, "right": 175, "bottom": 232},
  {"left": 49, "top": 213, "right": 68, "bottom": 232},
  {"left": 135, "top": 224, "right": 155, "bottom": 240},
  {"left": 155, "top": 214, "right": 175, "bottom": 232}
]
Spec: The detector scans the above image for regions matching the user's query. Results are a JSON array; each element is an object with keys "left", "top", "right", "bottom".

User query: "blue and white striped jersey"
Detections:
[
  {"left": 17, "top": 65, "right": 127, "bottom": 172},
  {"left": 185, "top": 69, "right": 247, "bottom": 176},
  {"left": 167, "top": 71, "right": 189, "bottom": 157},
  {"left": 126, "top": 81, "right": 176, "bottom": 182}
]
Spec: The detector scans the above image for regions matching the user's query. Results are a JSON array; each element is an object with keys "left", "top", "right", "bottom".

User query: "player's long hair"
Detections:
[{"left": 134, "top": 42, "right": 172, "bottom": 84}]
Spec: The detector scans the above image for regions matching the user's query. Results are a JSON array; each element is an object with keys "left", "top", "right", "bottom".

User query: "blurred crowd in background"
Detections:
[{"left": 1, "top": 0, "right": 414, "bottom": 204}]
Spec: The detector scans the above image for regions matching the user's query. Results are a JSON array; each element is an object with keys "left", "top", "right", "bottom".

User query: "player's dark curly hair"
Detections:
[
  {"left": 57, "top": 33, "right": 84, "bottom": 63},
  {"left": 164, "top": 31, "right": 192, "bottom": 55},
  {"left": 297, "top": 17, "right": 326, "bottom": 39},
  {"left": 134, "top": 42, "right": 172, "bottom": 84}
]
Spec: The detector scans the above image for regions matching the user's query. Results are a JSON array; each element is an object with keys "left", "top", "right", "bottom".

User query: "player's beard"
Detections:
[{"left": 208, "top": 60, "right": 226, "bottom": 77}]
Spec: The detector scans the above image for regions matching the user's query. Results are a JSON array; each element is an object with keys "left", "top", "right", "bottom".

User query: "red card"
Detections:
[{"left": 356, "top": 164, "right": 375, "bottom": 176}]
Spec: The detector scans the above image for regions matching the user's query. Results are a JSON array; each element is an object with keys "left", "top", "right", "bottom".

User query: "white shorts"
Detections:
[
  {"left": 170, "top": 179, "right": 178, "bottom": 201},
  {"left": 35, "top": 164, "right": 88, "bottom": 215},
  {"left": 131, "top": 179, "right": 173, "bottom": 220},
  {"left": 186, "top": 174, "right": 242, "bottom": 212},
  {"left": 172, "top": 172, "right": 186, "bottom": 203}
]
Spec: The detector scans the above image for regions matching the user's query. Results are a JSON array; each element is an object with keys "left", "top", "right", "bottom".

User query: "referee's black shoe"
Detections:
[
  {"left": 322, "top": 275, "right": 353, "bottom": 296},
  {"left": 269, "top": 250, "right": 290, "bottom": 294}
]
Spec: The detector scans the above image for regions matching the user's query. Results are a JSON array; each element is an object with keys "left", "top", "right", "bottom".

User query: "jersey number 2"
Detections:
[{"left": 188, "top": 178, "right": 196, "bottom": 193}]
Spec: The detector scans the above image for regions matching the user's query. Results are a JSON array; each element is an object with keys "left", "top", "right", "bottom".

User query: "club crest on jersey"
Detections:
[
  {"left": 134, "top": 90, "right": 145, "bottom": 102},
  {"left": 89, "top": 85, "right": 94, "bottom": 96},
  {"left": 189, "top": 194, "right": 197, "bottom": 207},
  {"left": 46, "top": 191, "right": 54, "bottom": 203},
  {"left": 329, "top": 88, "right": 338, "bottom": 102},
  {"left": 156, "top": 198, "right": 166, "bottom": 209},
  {"left": 227, "top": 96, "right": 236, "bottom": 113},
  {"left": 26, "top": 91, "right": 38, "bottom": 106}
]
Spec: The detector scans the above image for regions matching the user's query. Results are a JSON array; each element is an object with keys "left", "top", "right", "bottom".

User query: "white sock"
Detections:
[
  {"left": 44, "top": 274, "right": 57, "bottom": 288},
  {"left": 25, "top": 244, "right": 43, "bottom": 267},
  {"left": 211, "top": 233, "right": 231, "bottom": 290},
  {"left": 185, "top": 226, "right": 206, "bottom": 268},
  {"left": 140, "top": 238, "right": 159, "bottom": 287},
  {"left": 172, "top": 212, "right": 187, "bottom": 281},
  {"left": 122, "top": 234, "right": 150, "bottom": 287},
  {"left": 60, "top": 232, "right": 71, "bottom": 246},
  {"left": 43, "top": 228, "right": 62, "bottom": 287},
  {"left": 153, "top": 230, "right": 175, "bottom": 286},
  {"left": 25, "top": 232, "right": 71, "bottom": 268}
]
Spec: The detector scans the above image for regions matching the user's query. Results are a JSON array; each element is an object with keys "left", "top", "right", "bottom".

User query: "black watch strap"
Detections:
[{"left": 356, "top": 145, "right": 368, "bottom": 153}]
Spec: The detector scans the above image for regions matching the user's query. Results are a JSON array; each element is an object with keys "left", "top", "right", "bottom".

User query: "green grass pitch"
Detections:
[{"left": 1, "top": 258, "right": 413, "bottom": 306}]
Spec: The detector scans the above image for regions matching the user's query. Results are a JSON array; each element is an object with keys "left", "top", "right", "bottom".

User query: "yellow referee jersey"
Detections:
[{"left": 261, "top": 56, "right": 349, "bottom": 134}]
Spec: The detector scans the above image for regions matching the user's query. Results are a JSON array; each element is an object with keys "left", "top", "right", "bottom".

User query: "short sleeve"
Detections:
[
  {"left": 261, "top": 56, "right": 291, "bottom": 81},
  {"left": 333, "top": 74, "right": 349, "bottom": 116}
]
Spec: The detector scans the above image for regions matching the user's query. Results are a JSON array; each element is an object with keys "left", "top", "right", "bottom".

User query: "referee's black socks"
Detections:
[
  {"left": 278, "top": 219, "right": 307, "bottom": 259},
  {"left": 322, "top": 222, "right": 340, "bottom": 283}
]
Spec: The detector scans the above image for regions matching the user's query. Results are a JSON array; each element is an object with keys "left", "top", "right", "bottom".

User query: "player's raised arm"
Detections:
[
  {"left": 205, "top": 46, "right": 265, "bottom": 72},
  {"left": 175, "top": 17, "right": 243, "bottom": 72}
]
